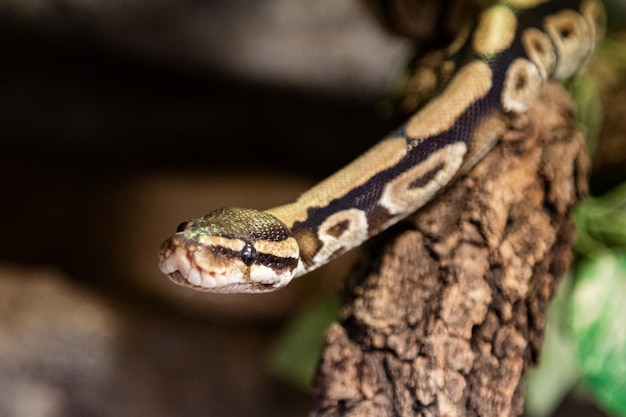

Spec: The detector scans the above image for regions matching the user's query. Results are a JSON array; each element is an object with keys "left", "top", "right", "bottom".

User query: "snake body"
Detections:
[{"left": 159, "top": 0, "right": 604, "bottom": 293}]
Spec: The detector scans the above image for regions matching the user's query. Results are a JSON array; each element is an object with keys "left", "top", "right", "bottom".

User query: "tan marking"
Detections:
[
  {"left": 581, "top": 0, "right": 606, "bottom": 41},
  {"left": 312, "top": 209, "right": 368, "bottom": 264},
  {"left": 544, "top": 10, "right": 593, "bottom": 80},
  {"left": 461, "top": 111, "right": 508, "bottom": 174},
  {"left": 501, "top": 58, "right": 542, "bottom": 113},
  {"left": 197, "top": 234, "right": 299, "bottom": 262},
  {"left": 267, "top": 136, "right": 407, "bottom": 227},
  {"left": 502, "top": 0, "right": 548, "bottom": 7},
  {"left": 405, "top": 61, "right": 492, "bottom": 139},
  {"left": 292, "top": 228, "right": 321, "bottom": 267},
  {"left": 402, "top": 66, "right": 438, "bottom": 111},
  {"left": 380, "top": 142, "right": 467, "bottom": 215},
  {"left": 193, "top": 246, "right": 245, "bottom": 274},
  {"left": 254, "top": 236, "right": 299, "bottom": 259},
  {"left": 472, "top": 6, "right": 517, "bottom": 56},
  {"left": 326, "top": 220, "right": 350, "bottom": 238},
  {"left": 522, "top": 28, "right": 556, "bottom": 80},
  {"left": 197, "top": 235, "right": 245, "bottom": 252},
  {"left": 446, "top": 22, "right": 471, "bottom": 56},
  {"left": 439, "top": 60, "right": 456, "bottom": 86}
]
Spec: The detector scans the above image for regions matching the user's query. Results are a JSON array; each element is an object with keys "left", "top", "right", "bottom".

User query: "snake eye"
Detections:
[
  {"left": 241, "top": 243, "right": 257, "bottom": 266},
  {"left": 176, "top": 222, "right": 188, "bottom": 233}
]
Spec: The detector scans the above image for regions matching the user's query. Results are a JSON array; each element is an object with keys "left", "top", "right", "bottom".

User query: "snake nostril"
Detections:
[{"left": 176, "top": 221, "right": 188, "bottom": 233}]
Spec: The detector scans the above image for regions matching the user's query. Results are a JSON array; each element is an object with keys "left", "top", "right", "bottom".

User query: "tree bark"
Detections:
[{"left": 311, "top": 82, "right": 589, "bottom": 417}]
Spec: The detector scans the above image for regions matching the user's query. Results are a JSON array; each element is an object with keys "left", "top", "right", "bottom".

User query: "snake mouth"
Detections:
[
  {"left": 163, "top": 264, "right": 274, "bottom": 293},
  {"left": 158, "top": 241, "right": 250, "bottom": 292},
  {"left": 167, "top": 270, "right": 187, "bottom": 286},
  {"left": 158, "top": 229, "right": 299, "bottom": 293},
  {"left": 166, "top": 268, "right": 220, "bottom": 291},
  {"left": 159, "top": 250, "right": 222, "bottom": 290},
  {"left": 158, "top": 249, "right": 295, "bottom": 293}
]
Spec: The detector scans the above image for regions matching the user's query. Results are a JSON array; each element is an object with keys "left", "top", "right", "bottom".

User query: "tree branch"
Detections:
[{"left": 311, "top": 83, "right": 589, "bottom": 417}]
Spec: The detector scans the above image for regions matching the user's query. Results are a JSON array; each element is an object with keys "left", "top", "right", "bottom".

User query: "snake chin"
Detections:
[
  {"left": 165, "top": 269, "right": 289, "bottom": 293},
  {"left": 159, "top": 254, "right": 236, "bottom": 292}
]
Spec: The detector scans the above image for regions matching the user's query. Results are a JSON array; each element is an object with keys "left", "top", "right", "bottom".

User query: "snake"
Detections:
[{"left": 159, "top": 0, "right": 604, "bottom": 293}]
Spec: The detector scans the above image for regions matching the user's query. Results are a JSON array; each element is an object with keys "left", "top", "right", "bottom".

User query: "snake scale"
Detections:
[{"left": 159, "top": 0, "right": 604, "bottom": 293}]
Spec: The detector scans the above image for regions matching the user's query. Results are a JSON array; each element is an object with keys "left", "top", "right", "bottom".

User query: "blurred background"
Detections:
[{"left": 0, "top": 0, "right": 625, "bottom": 416}]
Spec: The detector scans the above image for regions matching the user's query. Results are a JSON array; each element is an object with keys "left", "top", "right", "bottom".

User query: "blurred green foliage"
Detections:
[{"left": 267, "top": 296, "right": 341, "bottom": 390}]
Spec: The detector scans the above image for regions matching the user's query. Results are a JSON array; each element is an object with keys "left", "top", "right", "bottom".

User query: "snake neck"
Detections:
[{"left": 266, "top": 0, "right": 603, "bottom": 275}]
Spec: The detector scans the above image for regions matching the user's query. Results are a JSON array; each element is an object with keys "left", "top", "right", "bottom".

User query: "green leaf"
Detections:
[
  {"left": 266, "top": 296, "right": 341, "bottom": 390},
  {"left": 569, "top": 252, "right": 626, "bottom": 416},
  {"left": 574, "top": 182, "right": 626, "bottom": 257},
  {"left": 568, "top": 71, "right": 603, "bottom": 155},
  {"left": 524, "top": 275, "right": 580, "bottom": 417}
]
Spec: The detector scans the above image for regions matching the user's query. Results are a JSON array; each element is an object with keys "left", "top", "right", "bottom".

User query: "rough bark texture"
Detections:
[{"left": 311, "top": 82, "right": 589, "bottom": 417}]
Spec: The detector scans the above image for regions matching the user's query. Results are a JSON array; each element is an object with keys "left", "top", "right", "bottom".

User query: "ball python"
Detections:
[{"left": 159, "top": 0, "right": 604, "bottom": 293}]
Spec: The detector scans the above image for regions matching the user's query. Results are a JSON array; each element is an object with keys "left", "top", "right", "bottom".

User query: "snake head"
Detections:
[{"left": 158, "top": 207, "right": 301, "bottom": 293}]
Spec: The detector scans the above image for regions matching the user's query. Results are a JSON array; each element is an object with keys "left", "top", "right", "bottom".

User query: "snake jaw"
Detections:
[
  {"left": 158, "top": 245, "right": 295, "bottom": 293},
  {"left": 158, "top": 209, "right": 300, "bottom": 293},
  {"left": 158, "top": 239, "right": 249, "bottom": 293}
]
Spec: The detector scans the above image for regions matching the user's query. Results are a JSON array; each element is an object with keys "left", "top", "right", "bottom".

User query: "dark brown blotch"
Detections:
[
  {"left": 408, "top": 163, "right": 444, "bottom": 189},
  {"left": 326, "top": 220, "right": 351, "bottom": 238},
  {"left": 558, "top": 24, "right": 575, "bottom": 39},
  {"left": 515, "top": 72, "right": 527, "bottom": 90},
  {"left": 292, "top": 228, "right": 322, "bottom": 267}
]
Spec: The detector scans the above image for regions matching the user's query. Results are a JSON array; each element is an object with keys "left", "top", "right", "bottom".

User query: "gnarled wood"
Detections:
[{"left": 312, "top": 82, "right": 589, "bottom": 417}]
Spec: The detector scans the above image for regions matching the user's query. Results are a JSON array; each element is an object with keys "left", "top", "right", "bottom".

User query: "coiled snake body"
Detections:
[{"left": 159, "top": 0, "right": 604, "bottom": 293}]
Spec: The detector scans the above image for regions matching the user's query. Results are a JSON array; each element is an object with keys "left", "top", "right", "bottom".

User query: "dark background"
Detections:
[{"left": 0, "top": 1, "right": 623, "bottom": 416}]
